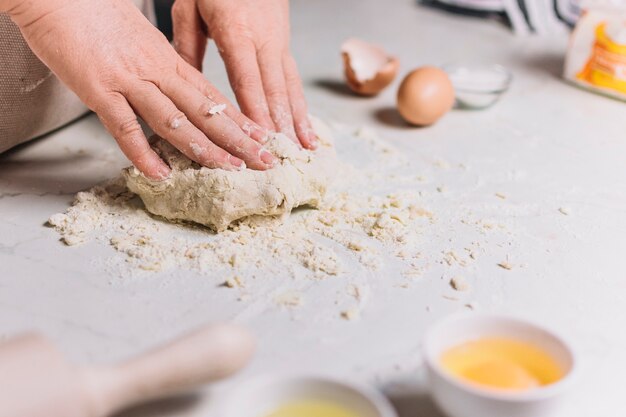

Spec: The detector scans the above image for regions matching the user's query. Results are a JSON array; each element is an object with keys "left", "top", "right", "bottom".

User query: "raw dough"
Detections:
[{"left": 125, "top": 118, "right": 337, "bottom": 231}]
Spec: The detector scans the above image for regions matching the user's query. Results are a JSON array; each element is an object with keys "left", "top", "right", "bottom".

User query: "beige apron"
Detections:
[{"left": 0, "top": 0, "right": 155, "bottom": 154}]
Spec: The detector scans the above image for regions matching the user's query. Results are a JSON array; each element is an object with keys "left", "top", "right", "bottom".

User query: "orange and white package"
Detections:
[{"left": 564, "top": 4, "right": 626, "bottom": 101}]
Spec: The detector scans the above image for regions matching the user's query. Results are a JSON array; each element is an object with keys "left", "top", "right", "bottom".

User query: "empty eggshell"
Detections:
[
  {"left": 397, "top": 67, "right": 455, "bottom": 126},
  {"left": 341, "top": 38, "right": 400, "bottom": 96}
]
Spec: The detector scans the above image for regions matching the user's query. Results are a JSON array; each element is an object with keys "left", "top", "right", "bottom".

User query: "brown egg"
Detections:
[
  {"left": 396, "top": 67, "right": 455, "bottom": 126},
  {"left": 341, "top": 38, "right": 399, "bottom": 96}
]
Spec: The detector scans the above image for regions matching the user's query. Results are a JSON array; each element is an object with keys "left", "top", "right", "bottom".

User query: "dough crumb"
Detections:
[
  {"left": 497, "top": 261, "right": 513, "bottom": 270},
  {"left": 450, "top": 276, "right": 469, "bottom": 291},
  {"left": 223, "top": 276, "right": 244, "bottom": 288},
  {"left": 208, "top": 103, "right": 226, "bottom": 115},
  {"left": 341, "top": 308, "right": 360, "bottom": 321},
  {"left": 275, "top": 292, "right": 303, "bottom": 308},
  {"left": 558, "top": 207, "right": 571, "bottom": 216}
]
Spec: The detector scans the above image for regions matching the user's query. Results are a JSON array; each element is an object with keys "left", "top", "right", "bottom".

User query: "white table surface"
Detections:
[{"left": 1, "top": 0, "right": 625, "bottom": 416}]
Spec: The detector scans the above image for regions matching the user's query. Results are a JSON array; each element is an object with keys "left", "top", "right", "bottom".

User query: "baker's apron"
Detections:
[{"left": 0, "top": 0, "right": 155, "bottom": 153}]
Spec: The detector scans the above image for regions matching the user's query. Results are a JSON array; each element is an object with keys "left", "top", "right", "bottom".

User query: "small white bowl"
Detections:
[
  {"left": 443, "top": 64, "right": 512, "bottom": 109},
  {"left": 423, "top": 313, "right": 578, "bottom": 417},
  {"left": 217, "top": 374, "right": 398, "bottom": 417}
]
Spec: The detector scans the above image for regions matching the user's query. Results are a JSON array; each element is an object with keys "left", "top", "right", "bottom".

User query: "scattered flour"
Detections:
[{"left": 47, "top": 121, "right": 515, "bottom": 317}]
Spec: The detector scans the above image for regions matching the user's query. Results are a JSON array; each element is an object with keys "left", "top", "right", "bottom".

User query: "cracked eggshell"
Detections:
[{"left": 341, "top": 38, "right": 400, "bottom": 96}]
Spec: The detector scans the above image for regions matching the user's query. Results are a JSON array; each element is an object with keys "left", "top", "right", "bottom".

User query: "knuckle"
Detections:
[
  {"left": 91, "top": 91, "right": 124, "bottom": 114},
  {"left": 116, "top": 118, "right": 142, "bottom": 138},
  {"left": 256, "top": 39, "right": 277, "bottom": 55},
  {"left": 157, "top": 72, "right": 179, "bottom": 90},
  {"left": 222, "top": 30, "right": 253, "bottom": 48},
  {"left": 175, "top": 62, "right": 193, "bottom": 83},
  {"left": 284, "top": 69, "right": 301, "bottom": 87},
  {"left": 164, "top": 110, "right": 187, "bottom": 130},
  {"left": 232, "top": 73, "right": 258, "bottom": 92},
  {"left": 266, "top": 88, "right": 287, "bottom": 102},
  {"left": 203, "top": 88, "right": 217, "bottom": 101}
]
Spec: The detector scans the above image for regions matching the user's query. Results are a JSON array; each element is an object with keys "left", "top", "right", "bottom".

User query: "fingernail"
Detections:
[
  {"left": 259, "top": 129, "right": 271, "bottom": 144},
  {"left": 308, "top": 136, "right": 319, "bottom": 150},
  {"left": 257, "top": 127, "right": 272, "bottom": 144},
  {"left": 259, "top": 148, "right": 277, "bottom": 166},
  {"left": 243, "top": 122, "right": 269, "bottom": 144},
  {"left": 229, "top": 155, "right": 246, "bottom": 170},
  {"left": 157, "top": 165, "right": 172, "bottom": 179},
  {"left": 287, "top": 134, "right": 303, "bottom": 149}
]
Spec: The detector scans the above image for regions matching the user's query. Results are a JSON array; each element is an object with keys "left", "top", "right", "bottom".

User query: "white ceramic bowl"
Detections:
[
  {"left": 424, "top": 313, "right": 578, "bottom": 417},
  {"left": 217, "top": 374, "right": 398, "bottom": 417}
]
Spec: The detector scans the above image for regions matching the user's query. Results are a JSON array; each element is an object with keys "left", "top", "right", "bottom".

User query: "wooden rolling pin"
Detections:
[{"left": 0, "top": 323, "right": 255, "bottom": 417}]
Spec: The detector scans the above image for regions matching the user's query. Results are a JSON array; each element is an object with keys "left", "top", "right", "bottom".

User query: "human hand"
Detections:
[
  {"left": 172, "top": 0, "right": 317, "bottom": 149},
  {"left": 3, "top": 0, "right": 277, "bottom": 179}
]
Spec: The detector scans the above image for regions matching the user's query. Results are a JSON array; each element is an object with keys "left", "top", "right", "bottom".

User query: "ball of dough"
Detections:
[
  {"left": 396, "top": 67, "right": 455, "bottom": 126},
  {"left": 124, "top": 118, "right": 337, "bottom": 232}
]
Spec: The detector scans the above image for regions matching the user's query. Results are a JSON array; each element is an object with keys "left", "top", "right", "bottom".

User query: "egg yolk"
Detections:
[
  {"left": 266, "top": 400, "right": 359, "bottom": 417},
  {"left": 440, "top": 338, "right": 564, "bottom": 391}
]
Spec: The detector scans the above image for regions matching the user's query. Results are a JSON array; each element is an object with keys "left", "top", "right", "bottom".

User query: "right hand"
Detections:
[
  {"left": 4, "top": 0, "right": 277, "bottom": 180},
  {"left": 171, "top": 0, "right": 318, "bottom": 150}
]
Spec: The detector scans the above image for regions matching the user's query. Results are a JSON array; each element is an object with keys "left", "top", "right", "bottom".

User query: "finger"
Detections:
[
  {"left": 159, "top": 75, "right": 276, "bottom": 170},
  {"left": 257, "top": 47, "right": 298, "bottom": 144},
  {"left": 95, "top": 93, "right": 170, "bottom": 180},
  {"left": 127, "top": 82, "right": 244, "bottom": 171},
  {"left": 218, "top": 40, "right": 274, "bottom": 132},
  {"left": 177, "top": 59, "right": 270, "bottom": 144},
  {"left": 172, "top": 0, "right": 207, "bottom": 71},
  {"left": 283, "top": 55, "right": 317, "bottom": 149}
]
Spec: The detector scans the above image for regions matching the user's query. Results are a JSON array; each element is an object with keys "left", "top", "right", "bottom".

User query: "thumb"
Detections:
[{"left": 171, "top": 0, "right": 207, "bottom": 71}]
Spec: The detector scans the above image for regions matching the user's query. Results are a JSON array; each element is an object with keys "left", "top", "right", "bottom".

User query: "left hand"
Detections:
[{"left": 171, "top": 0, "right": 317, "bottom": 149}]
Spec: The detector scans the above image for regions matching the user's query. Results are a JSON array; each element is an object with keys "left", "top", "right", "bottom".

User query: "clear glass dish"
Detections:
[{"left": 443, "top": 63, "right": 513, "bottom": 109}]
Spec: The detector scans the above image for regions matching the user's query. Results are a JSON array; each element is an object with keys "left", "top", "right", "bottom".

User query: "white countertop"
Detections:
[{"left": 1, "top": 1, "right": 625, "bottom": 416}]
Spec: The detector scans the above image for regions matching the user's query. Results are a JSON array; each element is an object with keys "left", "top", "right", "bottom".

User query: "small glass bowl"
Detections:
[{"left": 443, "top": 63, "right": 513, "bottom": 109}]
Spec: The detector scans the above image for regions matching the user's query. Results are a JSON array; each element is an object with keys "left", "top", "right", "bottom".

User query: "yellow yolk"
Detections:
[
  {"left": 462, "top": 359, "right": 539, "bottom": 389},
  {"left": 440, "top": 338, "right": 564, "bottom": 391},
  {"left": 266, "top": 400, "right": 359, "bottom": 417}
]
